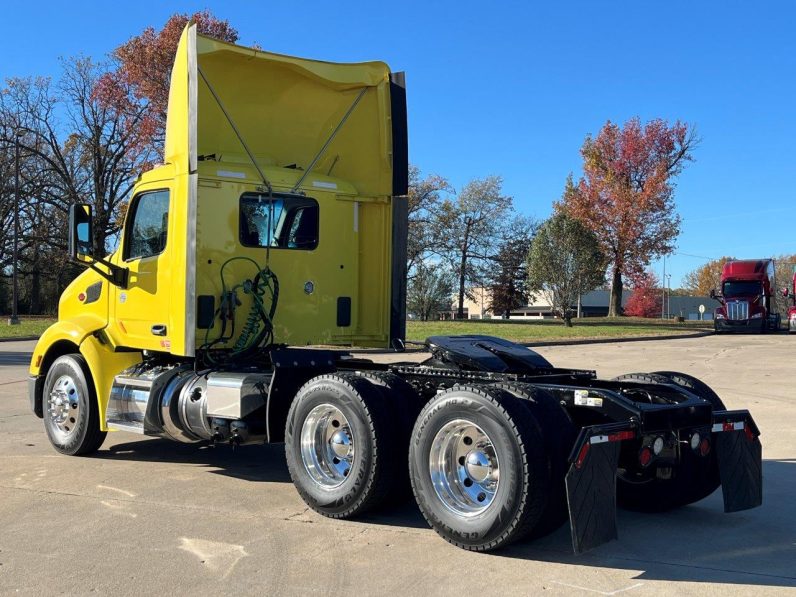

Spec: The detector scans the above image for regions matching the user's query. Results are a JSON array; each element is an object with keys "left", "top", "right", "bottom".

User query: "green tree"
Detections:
[
  {"left": 407, "top": 261, "right": 454, "bottom": 321},
  {"left": 527, "top": 213, "right": 606, "bottom": 326},
  {"left": 488, "top": 218, "right": 535, "bottom": 317}
]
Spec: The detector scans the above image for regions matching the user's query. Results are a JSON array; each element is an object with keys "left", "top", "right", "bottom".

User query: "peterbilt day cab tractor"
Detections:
[
  {"left": 28, "top": 25, "right": 762, "bottom": 554},
  {"left": 711, "top": 259, "right": 780, "bottom": 333}
]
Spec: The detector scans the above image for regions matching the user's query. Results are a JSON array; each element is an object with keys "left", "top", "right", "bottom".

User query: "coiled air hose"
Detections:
[{"left": 199, "top": 256, "right": 279, "bottom": 366}]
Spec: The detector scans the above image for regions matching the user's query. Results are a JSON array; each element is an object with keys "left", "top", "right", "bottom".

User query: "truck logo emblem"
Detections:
[{"left": 120, "top": 292, "right": 127, "bottom": 304}]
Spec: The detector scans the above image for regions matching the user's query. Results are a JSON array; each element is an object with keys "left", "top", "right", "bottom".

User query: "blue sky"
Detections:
[{"left": 2, "top": 1, "right": 794, "bottom": 287}]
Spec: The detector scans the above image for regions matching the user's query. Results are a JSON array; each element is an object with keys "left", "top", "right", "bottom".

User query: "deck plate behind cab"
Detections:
[{"left": 425, "top": 335, "right": 554, "bottom": 373}]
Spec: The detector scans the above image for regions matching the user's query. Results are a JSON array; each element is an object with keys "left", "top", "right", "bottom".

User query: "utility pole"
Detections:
[
  {"left": 666, "top": 274, "right": 672, "bottom": 319},
  {"left": 8, "top": 131, "right": 21, "bottom": 325},
  {"left": 661, "top": 255, "right": 666, "bottom": 319}
]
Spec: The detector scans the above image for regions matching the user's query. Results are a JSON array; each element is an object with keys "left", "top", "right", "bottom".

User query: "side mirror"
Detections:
[
  {"left": 69, "top": 203, "right": 94, "bottom": 262},
  {"left": 709, "top": 288, "right": 717, "bottom": 300}
]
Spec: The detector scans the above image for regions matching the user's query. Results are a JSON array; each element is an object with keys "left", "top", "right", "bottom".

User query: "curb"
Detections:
[
  {"left": 3, "top": 331, "right": 716, "bottom": 350},
  {"left": 0, "top": 336, "right": 39, "bottom": 343},
  {"left": 521, "top": 330, "right": 714, "bottom": 348},
  {"left": 349, "top": 330, "right": 715, "bottom": 355}
]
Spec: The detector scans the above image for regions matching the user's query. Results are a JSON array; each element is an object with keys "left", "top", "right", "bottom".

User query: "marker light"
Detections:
[
  {"left": 690, "top": 432, "right": 701, "bottom": 451},
  {"left": 639, "top": 447, "right": 653, "bottom": 467}
]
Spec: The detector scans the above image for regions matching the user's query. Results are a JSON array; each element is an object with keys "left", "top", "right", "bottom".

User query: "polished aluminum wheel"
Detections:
[
  {"left": 429, "top": 419, "right": 500, "bottom": 516},
  {"left": 46, "top": 374, "right": 80, "bottom": 440},
  {"left": 300, "top": 403, "right": 355, "bottom": 488}
]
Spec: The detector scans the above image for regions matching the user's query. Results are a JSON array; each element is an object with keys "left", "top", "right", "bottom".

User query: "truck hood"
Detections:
[{"left": 164, "top": 24, "right": 407, "bottom": 198}]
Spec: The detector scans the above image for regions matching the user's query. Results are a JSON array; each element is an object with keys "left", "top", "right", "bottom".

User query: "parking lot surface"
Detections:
[{"left": 1, "top": 334, "right": 794, "bottom": 596}]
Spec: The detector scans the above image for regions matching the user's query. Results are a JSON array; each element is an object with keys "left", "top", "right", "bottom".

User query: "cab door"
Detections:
[{"left": 111, "top": 187, "right": 173, "bottom": 351}]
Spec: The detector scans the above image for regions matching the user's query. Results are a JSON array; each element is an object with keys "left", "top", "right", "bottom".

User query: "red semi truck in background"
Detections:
[
  {"left": 712, "top": 259, "right": 780, "bottom": 333},
  {"left": 783, "top": 268, "right": 796, "bottom": 333}
]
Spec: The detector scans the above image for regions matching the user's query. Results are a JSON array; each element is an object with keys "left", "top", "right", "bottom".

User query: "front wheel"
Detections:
[
  {"left": 409, "top": 385, "right": 549, "bottom": 551},
  {"left": 43, "top": 354, "right": 106, "bottom": 455}
]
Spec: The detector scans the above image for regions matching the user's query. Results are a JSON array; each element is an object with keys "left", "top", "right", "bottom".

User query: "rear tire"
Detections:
[
  {"left": 285, "top": 373, "right": 396, "bottom": 519},
  {"left": 494, "top": 382, "right": 576, "bottom": 537},
  {"left": 613, "top": 371, "right": 723, "bottom": 511},
  {"left": 357, "top": 370, "right": 423, "bottom": 502},
  {"left": 409, "top": 385, "right": 549, "bottom": 551},
  {"left": 42, "top": 354, "right": 106, "bottom": 456}
]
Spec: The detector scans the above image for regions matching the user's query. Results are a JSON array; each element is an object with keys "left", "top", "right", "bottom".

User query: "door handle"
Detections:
[{"left": 151, "top": 325, "right": 167, "bottom": 336}]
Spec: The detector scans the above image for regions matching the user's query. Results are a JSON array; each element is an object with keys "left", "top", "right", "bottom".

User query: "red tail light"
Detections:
[
  {"left": 699, "top": 438, "right": 711, "bottom": 456},
  {"left": 575, "top": 443, "right": 591, "bottom": 469},
  {"left": 638, "top": 447, "right": 653, "bottom": 467}
]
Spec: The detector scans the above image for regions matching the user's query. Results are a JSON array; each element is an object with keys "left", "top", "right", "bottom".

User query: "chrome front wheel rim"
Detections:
[
  {"left": 300, "top": 404, "right": 355, "bottom": 489},
  {"left": 46, "top": 375, "right": 80, "bottom": 439},
  {"left": 429, "top": 419, "right": 500, "bottom": 516}
]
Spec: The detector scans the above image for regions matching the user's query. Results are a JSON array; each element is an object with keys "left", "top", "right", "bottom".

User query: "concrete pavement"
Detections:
[{"left": 0, "top": 335, "right": 794, "bottom": 595}]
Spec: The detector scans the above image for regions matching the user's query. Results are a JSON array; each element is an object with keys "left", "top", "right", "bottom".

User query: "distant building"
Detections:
[{"left": 440, "top": 288, "right": 714, "bottom": 321}]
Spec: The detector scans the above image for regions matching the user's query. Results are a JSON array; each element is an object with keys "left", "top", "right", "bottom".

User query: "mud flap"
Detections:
[
  {"left": 713, "top": 410, "right": 763, "bottom": 513},
  {"left": 565, "top": 424, "right": 634, "bottom": 554}
]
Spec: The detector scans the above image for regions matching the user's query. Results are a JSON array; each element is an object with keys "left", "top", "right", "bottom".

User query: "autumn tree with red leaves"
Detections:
[
  {"left": 95, "top": 10, "right": 239, "bottom": 155},
  {"left": 624, "top": 270, "right": 663, "bottom": 318},
  {"left": 557, "top": 118, "right": 698, "bottom": 316}
]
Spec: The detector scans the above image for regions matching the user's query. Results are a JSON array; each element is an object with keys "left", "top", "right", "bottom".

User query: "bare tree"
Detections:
[
  {"left": 407, "top": 165, "right": 450, "bottom": 277},
  {"left": 407, "top": 261, "right": 454, "bottom": 321},
  {"left": 431, "top": 176, "right": 514, "bottom": 319}
]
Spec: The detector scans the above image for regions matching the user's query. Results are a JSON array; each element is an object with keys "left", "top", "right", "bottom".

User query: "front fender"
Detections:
[
  {"left": 29, "top": 314, "right": 107, "bottom": 375},
  {"left": 29, "top": 316, "right": 141, "bottom": 430}
]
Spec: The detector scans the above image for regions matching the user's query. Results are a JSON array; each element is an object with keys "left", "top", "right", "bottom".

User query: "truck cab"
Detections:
[
  {"left": 784, "top": 270, "right": 796, "bottom": 333},
  {"left": 712, "top": 259, "right": 780, "bottom": 333},
  {"left": 29, "top": 25, "right": 408, "bottom": 422}
]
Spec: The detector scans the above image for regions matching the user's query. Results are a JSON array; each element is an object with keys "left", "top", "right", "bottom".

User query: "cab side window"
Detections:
[{"left": 124, "top": 190, "right": 170, "bottom": 261}]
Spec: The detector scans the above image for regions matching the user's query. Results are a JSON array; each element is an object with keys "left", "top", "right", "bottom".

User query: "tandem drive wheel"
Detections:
[
  {"left": 285, "top": 373, "right": 399, "bottom": 519},
  {"left": 408, "top": 385, "right": 550, "bottom": 551}
]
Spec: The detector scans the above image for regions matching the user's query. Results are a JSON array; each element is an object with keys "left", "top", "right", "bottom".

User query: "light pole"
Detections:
[
  {"left": 661, "top": 255, "right": 666, "bottom": 319},
  {"left": 8, "top": 131, "right": 21, "bottom": 325},
  {"left": 666, "top": 274, "right": 672, "bottom": 319}
]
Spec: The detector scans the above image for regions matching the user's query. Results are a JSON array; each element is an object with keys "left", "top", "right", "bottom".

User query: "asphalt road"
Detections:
[{"left": 1, "top": 335, "right": 794, "bottom": 596}]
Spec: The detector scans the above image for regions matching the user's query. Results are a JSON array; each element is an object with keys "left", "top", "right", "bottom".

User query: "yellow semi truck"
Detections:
[{"left": 28, "top": 25, "right": 762, "bottom": 553}]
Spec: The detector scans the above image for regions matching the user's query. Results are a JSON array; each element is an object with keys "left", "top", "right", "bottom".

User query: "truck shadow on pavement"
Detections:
[
  {"left": 95, "top": 439, "right": 796, "bottom": 588},
  {"left": 96, "top": 438, "right": 293, "bottom": 483},
  {"left": 349, "top": 457, "right": 796, "bottom": 588},
  {"left": 495, "top": 458, "right": 796, "bottom": 589}
]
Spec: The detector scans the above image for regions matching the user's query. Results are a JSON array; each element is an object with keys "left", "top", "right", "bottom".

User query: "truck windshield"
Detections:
[{"left": 723, "top": 281, "right": 762, "bottom": 296}]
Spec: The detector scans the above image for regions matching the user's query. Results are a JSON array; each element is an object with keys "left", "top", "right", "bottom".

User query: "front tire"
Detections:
[
  {"left": 409, "top": 385, "right": 549, "bottom": 551},
  {"left": 42, "top": 354, "right": 106, "bottom": 456}
]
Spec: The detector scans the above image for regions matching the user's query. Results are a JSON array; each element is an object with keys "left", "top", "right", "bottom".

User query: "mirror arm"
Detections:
[{"left": 82, "top": 257, "right": 129, "bottom": 289}]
